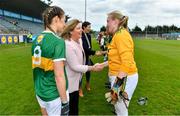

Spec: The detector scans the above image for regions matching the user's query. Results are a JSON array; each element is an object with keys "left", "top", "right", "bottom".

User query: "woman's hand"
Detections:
[
  {"left": 92, "top": 63, "right": 104, "bottom": 71},
  {"left": 95, "top": 51, "right": 107, "bottom": 56},
  {"left": 117, "top": 71, "right": 127, "bottom": 79}
]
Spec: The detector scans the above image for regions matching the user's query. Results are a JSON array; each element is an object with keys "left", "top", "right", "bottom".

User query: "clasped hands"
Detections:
[
  {"left": 95, "top": 50, "right": 107, "bottom": 56},
  {"left": 91, "top": 63, "right": 104, "bottom": 72}
]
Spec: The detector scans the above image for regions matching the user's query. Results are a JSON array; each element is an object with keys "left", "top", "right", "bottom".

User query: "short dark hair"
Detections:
[
  {"left": 82, "top": 21, "right": 91, "bottom": 29},
  {"left": 100, "top": 26, "right": 106, "bottom": 32}
]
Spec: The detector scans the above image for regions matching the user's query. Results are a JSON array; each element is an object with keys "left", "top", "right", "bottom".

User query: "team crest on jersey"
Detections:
[{"left": 37, "top": 35, "right": 44, "bottom": 44}]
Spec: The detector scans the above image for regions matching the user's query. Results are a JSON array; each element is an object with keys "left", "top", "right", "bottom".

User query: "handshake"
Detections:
[
  {"left": 90, "top": 63, "right": 104, "bottom": 72},
  {"left": 95, "top": 50, "right": 107, "bottom": 56}
]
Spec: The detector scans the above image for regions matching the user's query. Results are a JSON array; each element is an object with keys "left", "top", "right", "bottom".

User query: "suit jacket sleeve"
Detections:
[{"left": 82, "top": 33, "right": 96, "bottom": 56}]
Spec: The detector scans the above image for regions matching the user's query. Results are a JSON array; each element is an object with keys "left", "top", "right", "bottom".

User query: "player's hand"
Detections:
[
  {"left": 117, "top": 72, "right": 127, "bottom": 79},
  {"left": 95, "top": 51, "right": 102, "bottom": 56},
  {"left": 92, "top": 63, "right": 104, "bottom": 71},
  {"left": 101, "top": 51, "right": 107, "bottom": 55},
  {"left": 61, "top": 102, "right": 69, "bottom": 115}
]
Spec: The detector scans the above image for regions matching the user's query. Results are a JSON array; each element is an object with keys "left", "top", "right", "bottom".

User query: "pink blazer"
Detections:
[{"left": 65, "top": 39, "right": 88, "bottom": 93}]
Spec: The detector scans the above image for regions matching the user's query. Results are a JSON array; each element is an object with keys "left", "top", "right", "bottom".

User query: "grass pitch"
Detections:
[{"left": 0, "top": 39, "right": 180, "bottom": 115}]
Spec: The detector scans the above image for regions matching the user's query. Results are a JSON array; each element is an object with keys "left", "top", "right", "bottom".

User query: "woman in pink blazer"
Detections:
[{"left": 61, "top": 19, "right": 102, "bottom": 115}]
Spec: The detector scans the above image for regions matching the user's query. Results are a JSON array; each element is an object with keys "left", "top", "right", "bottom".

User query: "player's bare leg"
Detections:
[{"left": 41, "top": 108, "right": 48, "bottom": 116}]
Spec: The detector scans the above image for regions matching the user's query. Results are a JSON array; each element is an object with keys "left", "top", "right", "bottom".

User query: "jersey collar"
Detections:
[{"left": 42, "top": 30, "right": 61, "bottom": 39}]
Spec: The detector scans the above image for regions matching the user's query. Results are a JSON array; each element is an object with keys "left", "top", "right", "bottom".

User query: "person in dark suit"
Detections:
[{"left": 79, "top": 21, "right": 103, "bottom": 97}]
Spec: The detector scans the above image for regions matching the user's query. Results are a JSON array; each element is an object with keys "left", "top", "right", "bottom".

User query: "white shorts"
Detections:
[
  {"left": 36, "top": 91, "right": 69, "bottom": 116},
  {"left": 109, "top": 73, "right": 138, "bottom": 116}
]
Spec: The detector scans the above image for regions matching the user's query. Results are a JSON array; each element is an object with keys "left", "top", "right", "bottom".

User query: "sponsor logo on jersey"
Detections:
[{"left": 37, "top": 35, "right": 44, "bottom": 44}]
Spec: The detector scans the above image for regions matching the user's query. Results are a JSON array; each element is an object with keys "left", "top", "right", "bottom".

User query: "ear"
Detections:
[
  {"left": 54, "top": 16, "right": 59, "bottom": 23},
  {"left": 70, "top": 31, "right": 73, "bottom": 35}
]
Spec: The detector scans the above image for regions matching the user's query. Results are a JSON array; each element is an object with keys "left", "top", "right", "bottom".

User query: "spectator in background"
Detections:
[
  {"left": 79, "top": 21, "right": 104, "bottom": 97},
  {"left": 97, "top": 26, "right": 106, "bottom": 46}
]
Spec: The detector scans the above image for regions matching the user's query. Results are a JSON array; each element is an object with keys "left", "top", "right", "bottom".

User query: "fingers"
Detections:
[
  {"left": 95, "top": 51, "right": 107, "bottom": 56},
  {"left": 101, "top": 51, "right": 107, "bottom": 54},
  {"left": 117, "top": 72, "right": 127, "bottom": 79},
  {"left": 95, "top": 51, "right": 101, "bottom": 56},
  {"left": 92, "top": 63, "right": 104, "bottom": 71}
]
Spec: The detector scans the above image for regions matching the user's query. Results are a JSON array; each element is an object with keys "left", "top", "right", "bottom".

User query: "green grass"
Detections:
[
  {"left": 0, "top": 43, "right": 40, "bottom": 115},
  {"left": 0, "top": 39, "right": 180, "bottom": 115},
  {"left": 131, "top": 39, "right": 180, "bottom": 115}
]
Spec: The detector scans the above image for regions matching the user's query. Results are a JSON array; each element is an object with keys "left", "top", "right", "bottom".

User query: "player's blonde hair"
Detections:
[{"left": 108, "top": 10, "right": 128, "bottom": 29}]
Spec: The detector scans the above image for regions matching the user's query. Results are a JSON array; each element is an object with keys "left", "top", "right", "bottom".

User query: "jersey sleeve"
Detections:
[{"left": 53, "top": 40, "right": 66, "bottom": 62}]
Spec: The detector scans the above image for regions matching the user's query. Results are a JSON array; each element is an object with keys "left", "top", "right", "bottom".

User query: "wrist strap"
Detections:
[{"left": 62, "top": 101, "right": 68, "bottom": 104}]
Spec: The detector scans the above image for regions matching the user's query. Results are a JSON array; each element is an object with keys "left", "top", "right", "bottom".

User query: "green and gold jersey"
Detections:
[{"left": 32, "top": 31, "right": 68, "bottom": 102}]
